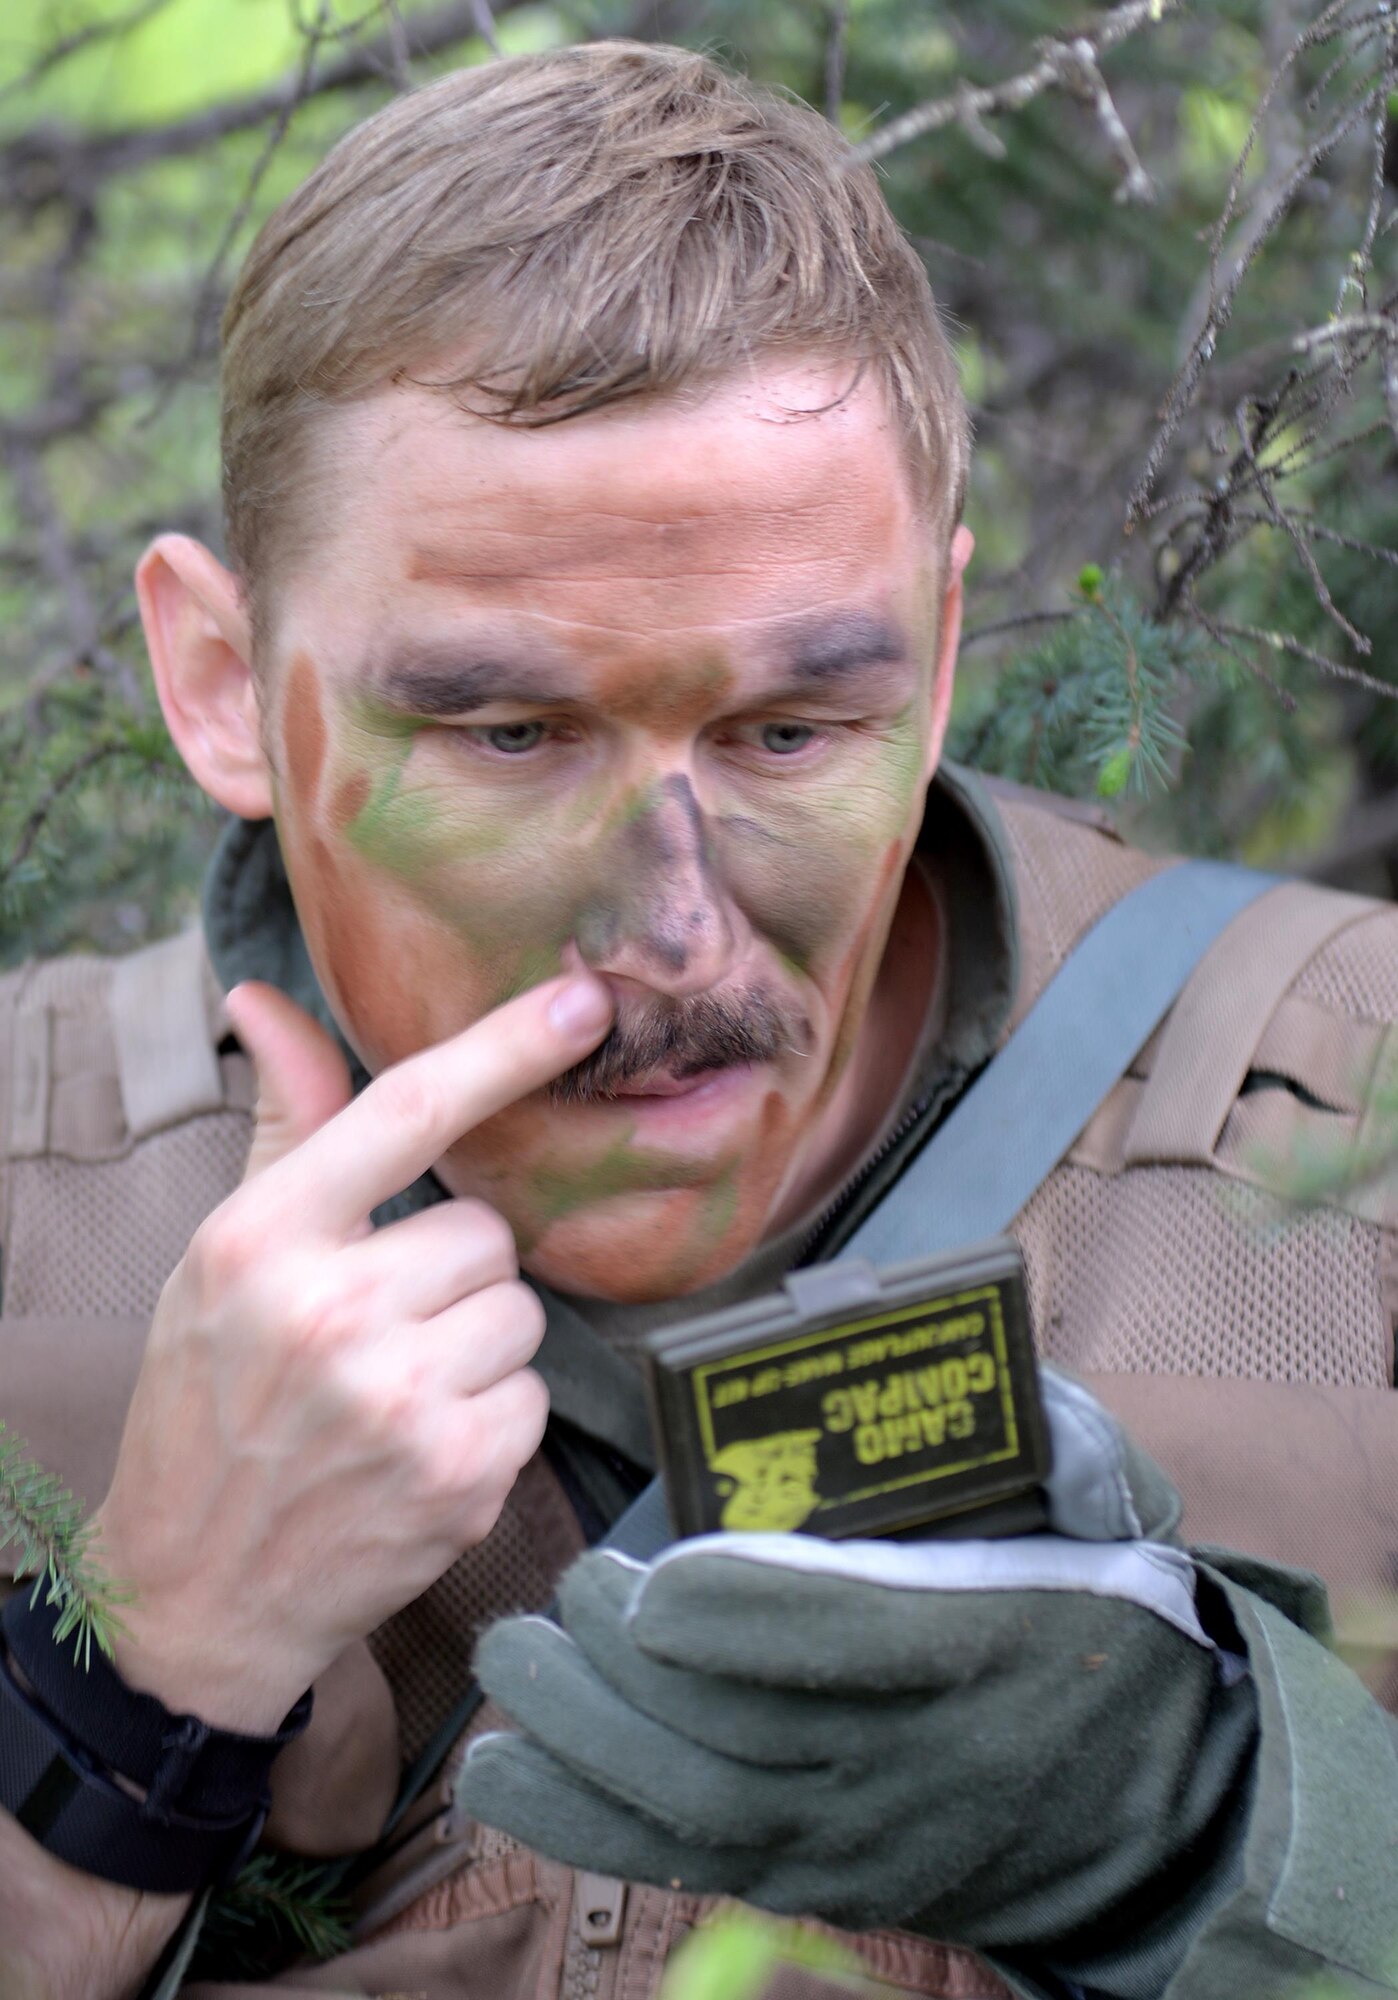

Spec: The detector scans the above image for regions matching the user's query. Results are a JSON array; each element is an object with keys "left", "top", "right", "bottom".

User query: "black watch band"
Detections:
[{"left": 0, "top": 1590, "right": 312, "bottom": 1893}]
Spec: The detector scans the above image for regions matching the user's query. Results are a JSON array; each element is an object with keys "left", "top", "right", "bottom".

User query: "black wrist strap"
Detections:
[{"left": 0, "top": 1590, "right": 312, "bottom": 1893}]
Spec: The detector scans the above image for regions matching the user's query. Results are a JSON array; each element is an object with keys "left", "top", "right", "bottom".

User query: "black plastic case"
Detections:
[{"left": 642, "top": 1235, "right": 1050, "bottom": 1542}]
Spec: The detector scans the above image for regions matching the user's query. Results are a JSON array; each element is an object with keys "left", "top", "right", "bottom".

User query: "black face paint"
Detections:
[{"left": 578, "top": 773, "right": 732, "bottom": 977}]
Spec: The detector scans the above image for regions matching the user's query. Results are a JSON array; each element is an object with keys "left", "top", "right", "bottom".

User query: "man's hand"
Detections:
[
  {"left": 463, "top": 1373, "right": 1261, "bottom": 1960},
  {"left": 91, "top": 970, "right": 614, "bottom": 1734}
]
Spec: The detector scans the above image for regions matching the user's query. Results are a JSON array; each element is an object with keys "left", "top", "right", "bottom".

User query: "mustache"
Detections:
[{"left": 548, "top": 988, "right": 802, "bottom": 1106}]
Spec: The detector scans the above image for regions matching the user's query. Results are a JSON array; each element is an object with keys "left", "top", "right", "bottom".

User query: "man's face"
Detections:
[{"left": 264, "top": 361, "right": 955, "bottom": 1300}]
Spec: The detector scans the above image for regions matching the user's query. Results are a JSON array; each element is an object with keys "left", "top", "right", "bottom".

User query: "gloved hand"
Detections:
[{"left": 461, "top": 1371, "right": 1260, "bottom": 1954}]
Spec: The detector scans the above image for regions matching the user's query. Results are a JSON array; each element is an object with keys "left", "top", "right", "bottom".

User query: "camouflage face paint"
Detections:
[{"left": 268, "top": 360, "right": 950, "bottom": 1302}]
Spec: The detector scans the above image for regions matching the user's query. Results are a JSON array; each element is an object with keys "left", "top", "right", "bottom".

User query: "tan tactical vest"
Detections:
[{"left": 3, "top": 786, "right": 1398, "bottom": 2000}]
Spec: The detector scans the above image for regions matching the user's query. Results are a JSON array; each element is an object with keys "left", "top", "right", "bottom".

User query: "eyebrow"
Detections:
[
  {"left": 782, "top": 614, "right": 911, "bottom": 687},
  {"left": 371, "top": 646, "right": 571, "bottom": 715},
  {"left": 364, "top": 610, "right": 913, "bottom": 718}
]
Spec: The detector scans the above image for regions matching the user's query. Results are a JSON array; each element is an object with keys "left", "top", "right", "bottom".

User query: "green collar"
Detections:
[{"left": 201, "top": 762, "right": 1020, "bottom": 1466}]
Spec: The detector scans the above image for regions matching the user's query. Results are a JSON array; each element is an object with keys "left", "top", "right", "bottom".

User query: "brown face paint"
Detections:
[
  {"left": 282, "top": 652, "right": 328, "bottom": 807},
  {"left": 329, "top": 768, "right": 368, "bottom": 830},
  {"left": 590, "top": 651, "right": 735, "bottom": 733}
]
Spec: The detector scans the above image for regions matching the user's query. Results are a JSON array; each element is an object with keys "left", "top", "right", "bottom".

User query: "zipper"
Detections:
[
  {"left": 561, "top": 1921, "right": 601, "bottom": 2000},
  {"left": 797, "top": 1047, "right": 986, "bottom": 1268},
  {"left": 796, "top": 1089, "right": 937, "bottom": 1265},
  {"left": 562, "top": 1874, "right": 627, "bottom": 2000}
]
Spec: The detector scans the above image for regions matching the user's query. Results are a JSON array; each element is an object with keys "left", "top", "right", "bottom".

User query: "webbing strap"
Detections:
[
  {"left": 1123, "top": 878, "right": 1379, "bottom": 1169},
  {"left": 111, "top": 929, "right": 226, "bottom": 1141},
  {"left": 603, "top": 856, "right": 1280, "bottom": 1561}
]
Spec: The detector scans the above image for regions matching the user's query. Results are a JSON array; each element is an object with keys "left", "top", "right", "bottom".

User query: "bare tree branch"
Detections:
[
  {"left": 0, "top": 0, "right": 528, "bottom": 199},
  {"left": 1231, "top": 394, "right": 1371, "bottom": 654},
  {"left": 163, "top": 0, "right": 338, "bottom": 390},
  {"left": 824, "top": 0, "right": 850, "bottom": 126},
  {"left": 1292, "top": 308, "right": 1397, "bottom": 349},
  {"left": 1192, "top": 603, "right": 1398, "bottom": 699},
  {"left": 0, "top": 0, "right": 176, "bottom": 113},
  {"left": 1126, "top": 0, "right": 1387, "bottom": 526},
  {"left": 471, "top": 0, "right": 501, "bottom": 57},
  {"left": 852, "top": 0, "right": 1177, "bottom": 181},
  {"left": 1065, "top": 45, "right": 1153, "bottom": 203},
  {"left": 961, "top": 608, "right": 1083, "bottom": 650}
]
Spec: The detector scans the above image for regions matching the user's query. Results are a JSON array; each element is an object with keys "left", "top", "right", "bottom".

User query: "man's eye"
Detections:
[
  {"left": 470, "top": 721, "right": 550, "bottom": 754},
  {"left": 758, "top": 722, "right": 818, "bottom": 755}
]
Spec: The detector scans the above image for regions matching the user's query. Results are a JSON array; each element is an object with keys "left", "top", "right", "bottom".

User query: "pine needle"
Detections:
[
  {"left": 0, "top": 1424, "right": 131, "bottom": 1667},
  {"left": 195, "top": 1855, "right": 353, "bottom": 1980}
]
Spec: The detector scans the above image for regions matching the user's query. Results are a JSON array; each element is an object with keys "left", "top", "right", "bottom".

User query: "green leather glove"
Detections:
[{"left": 462, "top": 1372, "right": 1260, "bottom": 1958}]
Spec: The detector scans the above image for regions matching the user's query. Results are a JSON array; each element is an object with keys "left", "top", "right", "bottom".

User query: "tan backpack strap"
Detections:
[
  {"left": 0, "top": 929, "right": 248, "bottom": 1167},
  {"left": 109, "top": 927, "right": 228, "bottom": 1140},
  {"left": 1250, "top": 994, "right": 1386, "bottom": 1115},
  {"left": 1084, "top": 1371, "right": 1398, "bottom": 1709},
  {"left": 1122, "top": 880, "right": 1381, "bottom": 1168},
  {"left": 6, "top": 965, "right": 49, "bottom": 1160}
]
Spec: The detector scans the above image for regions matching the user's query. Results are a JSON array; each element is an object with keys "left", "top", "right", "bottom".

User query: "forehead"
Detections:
[{"left": 282, "top": 360, "right": 933, "bottom": 682}]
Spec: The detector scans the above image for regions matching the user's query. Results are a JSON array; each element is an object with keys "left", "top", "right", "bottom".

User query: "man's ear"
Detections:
[
  {"left": 136, "top": 534, "right": 274, "bottom": 820},
  {"left": 926, "top": 524, "right": 974, "bottom": 775}
]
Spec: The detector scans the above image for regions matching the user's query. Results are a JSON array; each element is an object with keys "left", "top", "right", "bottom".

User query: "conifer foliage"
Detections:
[{"left": 0, "top": 1422, "right": 129, "bottom": 1667}]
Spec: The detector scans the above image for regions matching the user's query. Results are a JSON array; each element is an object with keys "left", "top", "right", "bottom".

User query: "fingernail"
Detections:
[{"left": 548, "top": 976, "right": 613, "bottom": 1038}]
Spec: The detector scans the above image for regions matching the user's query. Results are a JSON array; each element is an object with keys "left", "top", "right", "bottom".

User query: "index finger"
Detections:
[{"left": 256, "top": 973, "right": 614, "bottom": 1236}]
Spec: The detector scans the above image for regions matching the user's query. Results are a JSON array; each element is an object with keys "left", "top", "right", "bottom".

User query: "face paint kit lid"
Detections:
[{"left": 642, "top": 1234, "right": 1051, "bottom": 1543}]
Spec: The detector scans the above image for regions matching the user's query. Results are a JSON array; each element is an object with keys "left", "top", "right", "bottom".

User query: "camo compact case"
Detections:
[{"left": 642, "top": 1236, "right": 1051, "bottom": 1543}]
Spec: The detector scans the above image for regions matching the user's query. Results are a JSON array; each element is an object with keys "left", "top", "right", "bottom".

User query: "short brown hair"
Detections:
[{"left": 221, "top": 40, "right": 969, "bottom": 650}]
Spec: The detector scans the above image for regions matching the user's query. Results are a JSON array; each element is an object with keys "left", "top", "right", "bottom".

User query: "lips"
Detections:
[{"left": 608, "top": 1066, "right": 731, "bottom": 1099}]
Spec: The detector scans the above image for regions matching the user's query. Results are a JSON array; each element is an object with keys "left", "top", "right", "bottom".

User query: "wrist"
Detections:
[
  {"left": 87, "top": 1509, "right": 316, "bottom": 1734},
  {"left": 104, "top": 1623, "right": 309, "bottom": 1738},
  {"left": 0, "top": 1590, "right": 313, "bottom": 1896}
]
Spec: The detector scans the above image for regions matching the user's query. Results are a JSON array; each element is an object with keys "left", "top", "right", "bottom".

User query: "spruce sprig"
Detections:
[
  {"left": 194, "top": 1854, "right": 353, "bottom": 1979},
  {"left": 951, "top": 571, "right": 1204, "bottom": 805},
  {"left": 0, "top": 1424, "right": 130, "bottom": 1667}
]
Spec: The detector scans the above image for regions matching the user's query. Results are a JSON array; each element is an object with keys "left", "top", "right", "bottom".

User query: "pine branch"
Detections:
[
  {"left": 195, "top": 1855, "right": 353, "bottom": 1981},
  {"left": 0, "top": 1425, "right": 130, "bottom": 1668},
  {"left": 0, "top": 695, "right": 200, "bottom": 942},
  {"left": 3, "top": 742, "right": 128, "bottom": 882},
  {"left": 951, "top": 573, "right": 1199, "bottom": 804}
]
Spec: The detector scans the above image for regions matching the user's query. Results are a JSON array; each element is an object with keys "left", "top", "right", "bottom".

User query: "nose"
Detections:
[{"left": 576, "top": 773, "right": 747, "bottom": 997}]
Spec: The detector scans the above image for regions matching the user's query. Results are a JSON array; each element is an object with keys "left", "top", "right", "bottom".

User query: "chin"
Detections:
[{"left": 522, "top": 1185, "right": 772, "bottom": 1303}]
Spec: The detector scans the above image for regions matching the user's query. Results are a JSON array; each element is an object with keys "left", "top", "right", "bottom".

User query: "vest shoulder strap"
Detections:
[
  {"left": 606, "top": 858, "right": 1281, "bottom": 1566},
  {"left": 845, "top": 858, "right": 1279, "bottom": 1268}
]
